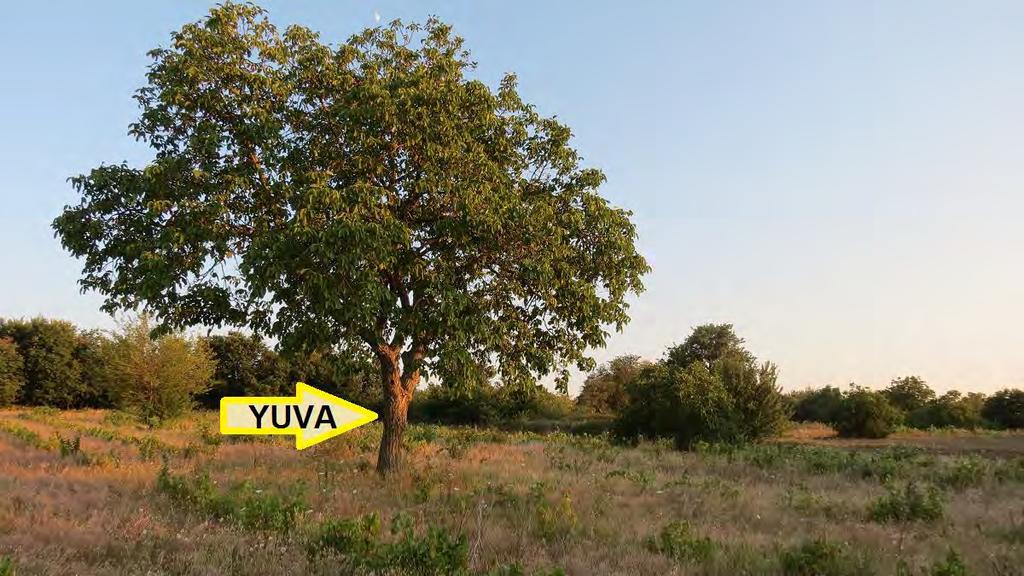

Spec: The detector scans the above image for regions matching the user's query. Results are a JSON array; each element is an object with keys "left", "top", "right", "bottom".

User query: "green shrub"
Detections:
[
  {"left": 883, "top": 376, "right": 935, "bottom": 414},
  {"left": 938, "top": 457, "right": 987, "bottom": 492},
  {"left": 57, "top": 434, "right": 82, "bottom": 458},
  {"left": 869, "top": 482, "right": 944, "bottom": 523},
  {"left": 831, "top": 387, "right": 901, "bottom": 438},
  {"left": 577, "top": 355, "right": 646, "bottom": 415},
  {"left": 0, "top": 556, "right": 13, "bottom": 576},
  {"left": 308, "top": 513, "right": 382, "bottom": 558},
  {"left": 788, "top": 386, "right": 844, "bottom": 424},
  {"left": 779, "top": 539, "right": 870, "bottom": 576},
  {"left": 645, "top": 521, "right": 715, "bottom": 564},
  {"left": 155, "top": 466, "right": 305, "bottom": 532},
  {"left": 927, "top": 549, "right": 969, "bottom": 576},
  {"left": 615, "top": 324, "right": 785, "bottom": 448},
  {"left": 982, "top": 389, "right": 1024, "bottom": 429},
  {"left": 0, "top": 338, "right": 25, "bottom": 407},
  {"left": 198, "top": 332, "right": 290, "bottom": 408},
  {"left": 107, "top": 316, "right": 214, "bottom": 421}
]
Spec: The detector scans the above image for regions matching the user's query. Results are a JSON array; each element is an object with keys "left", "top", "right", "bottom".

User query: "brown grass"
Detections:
[{"left": 1, "top": 410, "right": 1022, "bottom": 575}]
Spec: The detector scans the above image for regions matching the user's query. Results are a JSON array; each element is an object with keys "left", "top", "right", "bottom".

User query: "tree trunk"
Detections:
[{"left": 375, "top": 347, "right": 418, "bottom": 475}]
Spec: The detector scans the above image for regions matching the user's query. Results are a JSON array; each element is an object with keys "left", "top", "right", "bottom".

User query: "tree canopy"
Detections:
[{"left": 52, "top": 4, "right": 647, "bottom": 471}]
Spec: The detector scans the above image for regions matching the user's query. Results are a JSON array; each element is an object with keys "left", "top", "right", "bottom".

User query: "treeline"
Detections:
[
  {"left": 0, "top": 316, "right": 575, "bottom": 425},
  {"left": 0, "top": 316, "right": 380, "bottom": 421},
  {"left": 577, "top": 331, "right": 1024, "bottom": 440},
  {"left": 784, "top": 378, "right": 1024, "bottom": 436}
]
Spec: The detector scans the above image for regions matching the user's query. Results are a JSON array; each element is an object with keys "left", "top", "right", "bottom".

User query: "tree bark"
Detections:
[{"left": 375, "top": 346, "right": 418, "bottom": 475}]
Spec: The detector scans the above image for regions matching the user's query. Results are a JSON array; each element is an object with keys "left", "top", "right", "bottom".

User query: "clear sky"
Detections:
[{"left": 2, "top": 1, "right": 1022, "bottom": 395}]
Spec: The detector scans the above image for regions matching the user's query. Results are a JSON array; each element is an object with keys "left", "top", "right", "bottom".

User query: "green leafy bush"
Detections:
[
  {"left": 576, "top": 355, "right": 646, "bottom": 415},
  {"left": 831, "top": 387, "right": 901, "bottom": 438},
  {"left": 883, "top": 376, "right": 935, "bottom": 414},
  {"left": 0, "top": 318, "right": 86, "bottom": 408},
  {"left": 0, "top": 556, "right": 13, "bottom": 576},
  {"left": 645, "top": 521, "right": 715, "bottom": 564},
  {"left": 869, "top": 481, "right": 944, "bottom": 523},
  {"left": 615, "top": 324, "right": 785, "bottom": 448},
  {"left": 107, "top": 316, "right": 214, "bottom": 421},
  {"left": 982, "top": 389, "right": 1024, "bottom": 429}
]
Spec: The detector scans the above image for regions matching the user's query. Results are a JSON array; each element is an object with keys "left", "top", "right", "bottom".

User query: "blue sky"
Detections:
[{"left": 1, "top": 1, "right": 1022, "bottom": 394}]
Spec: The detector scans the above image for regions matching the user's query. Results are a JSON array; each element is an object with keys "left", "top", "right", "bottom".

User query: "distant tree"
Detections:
[
  {"left": 615, "top": 324, "right": 785, "bottom": 447},
  {"left": 831, "top": 386, "right": 901, "bottom": 438},
  {"left": 0, "top": 338, "right": 25, "bottom": 406},
  {"left": 577, "top": 355, "right": 648, "bottom": 415},
  {"left": 285, "top": 349, "right": 380, "bottom": 410},
  {"left": 982, "top": 389, "right": 1024, "bottom": 430},
  {"left": 908, "top": 390, "right": 985, "bottom": 430},
  {"left": 882, "top": 376, "right": 935, "bottom": 414},
  {"left": 76, "top": 329, "right": 116, "bottom": 408},
  {"left": 107, "top": 317, "right": 214, "bottom": 422},
  {"left": 788, "top": 386, "right": 844, "bottom": 423},
  {"left": 0, "top": 318, "right": 85, "bottom": 408},
  {"left": 718, "top": 355, "right": 787, "bottom": 441},
  {"left": 52, "top": 4, "right": 647, "bottom": 473},
  {"left": 200, "top": 332, "right": 290, "bottom": 407},
  {"left": 664, "top": 324, "right": 753, "bottom": 370}
]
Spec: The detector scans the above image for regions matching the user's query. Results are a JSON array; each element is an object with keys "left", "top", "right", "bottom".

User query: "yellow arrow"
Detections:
[{"left": 219, "top": 382, "right": 378, "bottom": 449}]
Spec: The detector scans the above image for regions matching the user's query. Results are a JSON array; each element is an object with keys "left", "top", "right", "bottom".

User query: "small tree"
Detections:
[
  {"left": 52, "top": 4, "right": 647, "bottom": 472},
  {"left": 982, "top": 389, "right": 1024, "bottom": 429},
  {"left": 831, "top": 386, "right": 901, "bottom": 438},
  {"left": 0, "top": 338, "right": 25, "bottom": 406},
  {"left": 577, "top": 355, "right": 647, "bottom": 415},
  {"left": 615, "top": 324, "right": 785, "bottom": 447},
  {"left": 108, "top": 317, "right": 214, "bottom": 422},
  {"left": 883, "top": 376, "right": 935, "bottom": 414}
]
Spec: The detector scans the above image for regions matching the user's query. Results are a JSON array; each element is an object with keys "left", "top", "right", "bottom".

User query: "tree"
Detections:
[
  {"left": 788, "top": 386, "right": 844, "bottom": 423},
  {"left": 576, "top": 355, "right": 647, "bottom": 415},
  {"left": 664, "top": 323, "right": 753, "bottom": 371},
  {"left": 907, "top": 390, "right": 984, "bottom": 430},
  {"left": 108, "top": 316, "right": 215, "bottom": 422},
  {"left": 831, "top": 386, "right": 901, "bottom": 439},
  {"left": 52, "top": 4, "right": 647, "bottom": 473},
  {"left": 200, "top": 332, "right": 290, "bottom": 407},
  {"left": 0, "top": 318, "right": 85, "bottom": 408},
  {"left": 882, "top": 376, "right": 935, "bottom": 414},
  {"left": 615, "top": 324, "right": 785, "bottom": 447},
  {"left": 0, "top": 338, "right": 25, "bottom": 406},
  {"left": 982, "top": 389, "right": 1024, "bottom": 430}
]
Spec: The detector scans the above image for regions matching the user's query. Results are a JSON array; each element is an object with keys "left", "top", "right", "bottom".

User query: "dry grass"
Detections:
[{"left": 1, "top": 409, "right": 1023, "bottom": 575}]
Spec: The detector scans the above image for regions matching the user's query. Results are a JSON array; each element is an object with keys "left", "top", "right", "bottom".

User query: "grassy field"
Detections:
[{"left": 1, "top": 408, "right": 1023, "bottom": 575}]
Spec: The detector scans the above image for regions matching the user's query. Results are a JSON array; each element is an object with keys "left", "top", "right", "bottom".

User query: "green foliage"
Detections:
[
  {"left": 0, "top": 318, "right": 87, "bottom": 408},
  {"left": 0, "top": 556, "right": 12, "bottom": 576},
  {"left": 645, "top": 521, "right": 715, "bottom": 564},
  {"left": 883, "top": 376, "right": 936, "bottom": 414},
  {"left": 199, "top": 332, "right": 290, "bottom": 407},
  {"left": 0, "top": 338, "right": 25, "bottom": 407},
  {"left": 57, "top": 434, "right": 82, "bottom": 458},
  {"left": 576, "top": 355, "right": 646, "bottom": 415},
  {"left": 528, "top": 483, "right": 578, "bottom": 542},
  {"left": 831, "top": 386, "right": 901, "bottom": 438},
  {"left": 615, "top": 324, "right": 785, "bottom": 447},
  {"left": 664, "top": 323, "right": 752, "bottom": 370},
  {"left": 927, "top": 549, "right": 969, "bottom": 576},
  {"left": 787, "top": 386, "right": 844, "bottom": 424},
  {"left": 156, "top": 466, "right": 306, "bottom": 532},
  {"left": 411, "top": 383, "right": 574, "bottom": 426},
  {"left": 869, "top": 481, "right": 944, "bottom": 523},
  {"left": 0, "top": 420, "right": 57, "bottom": 451},
  {"left": 908, "top": 391, "right": 985, "bottom": 430},
  {"left": 107, "top": 316, "right": 214, "bottom": 421},
  {"left": 779, "top": 539, "right": 870, "bottom": 576},
  {"left": 53, "top": 3, "right": 648, "bottom": 471},
  {"left": 308, "top": 513, "right": 382, "bottom": 558},
  {"left": 982, "top": 389, "right": 1024, "bottom": 429}
]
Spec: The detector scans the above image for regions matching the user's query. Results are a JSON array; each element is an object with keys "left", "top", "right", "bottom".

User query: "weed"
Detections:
[
  {"left": 645, "top": 521, "right": 715, "bottom": 564},
  {"left": 57, "top": 434, "right": 81, "bottom": 458},
  {"left": 529, "top": 483, "right": 577, "bottom": 542},
  {"left": 869, "top": 482, "right": 944, "bottom": 524},
  {"left": 938, "top": 457, "right": 987, "bottom": 492},
  {"left": 605, "top": 468, "right": 654, "bottom": 491},
  {"left": 0, "top": 557, "right": 12, "bottom": 576},
  {"left": 928, "top": 549, "right": 969, "bottom": 576},
  {"left": 779, "top": 539, "right": 871, "bottom": 576},
  {"left": 307, "top": 512, "right": 381, "bottom": 558},
  {"left": 0, "top": 420, "right": 57, "bottom": 451}
]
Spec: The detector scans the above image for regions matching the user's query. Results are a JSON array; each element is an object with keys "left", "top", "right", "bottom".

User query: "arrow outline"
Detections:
[{"left": 219, "top": 382, "right": 378, "bottom": 449}]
